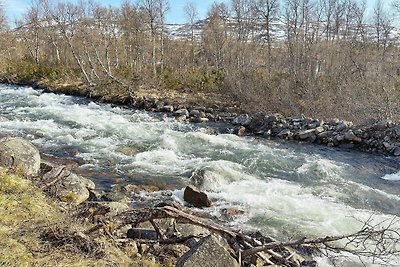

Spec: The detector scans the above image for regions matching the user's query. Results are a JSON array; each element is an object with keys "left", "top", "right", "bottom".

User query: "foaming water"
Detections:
[{"left": 1, "top": 84, "right": 400, "bottom": 265}]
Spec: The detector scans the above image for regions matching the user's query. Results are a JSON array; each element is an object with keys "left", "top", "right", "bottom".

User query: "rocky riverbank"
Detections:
[
  {"left": 0, "top": 137, "right": 317, "bottom": 267},
  {"left": 2, "top": 82, "right": 400, "bottom": 266},
  {"left": 13, "top": 79, "right": 400, "bottom": 158}
]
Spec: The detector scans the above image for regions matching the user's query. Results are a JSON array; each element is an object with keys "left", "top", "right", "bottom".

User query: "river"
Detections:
[{"left": 1, "top": 84, "right": 400, "bottom": 266}]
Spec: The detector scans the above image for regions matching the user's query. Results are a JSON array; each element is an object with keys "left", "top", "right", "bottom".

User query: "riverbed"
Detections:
[{"left": 1, "top": 84, "right": 399, "bottom": 266}]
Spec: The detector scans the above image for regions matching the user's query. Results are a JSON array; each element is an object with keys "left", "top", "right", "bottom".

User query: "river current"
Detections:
[{"left": 1, "top": 84, "right": 400, "bottom": 266}]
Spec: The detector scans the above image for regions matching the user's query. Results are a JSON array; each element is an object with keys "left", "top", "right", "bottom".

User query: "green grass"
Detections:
[{"left": 0, "top": 168, "right": 159, "bottom": 267}]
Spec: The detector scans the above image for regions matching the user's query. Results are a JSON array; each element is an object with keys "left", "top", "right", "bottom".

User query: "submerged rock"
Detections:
[
  {"left": 116, "top": 146, "right": 139, "bottom": 156},
  {"left": 0, "top": 116, "right": 10, "bottom": 122},
  {"left": 221, "top": 208, "right": 245, "bottom": 220},
  {"left": 0, "top": 138, "right": 41, "bottom": 176},
  {"left": 233, "top": 126, "right": 246, "bottom": 136},
  {"left": 183, "top": 185, "right": 212, "bottom": 208},
  {"left": 176, "top": 235, "right": 239, "bottom": 267}
]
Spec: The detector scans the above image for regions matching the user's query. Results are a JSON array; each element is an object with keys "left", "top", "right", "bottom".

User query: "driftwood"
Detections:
[
  {"left": 116, "top": 205, "right": 308, "bottom": 266},
  {"left": 115, "top": 205, "right": 400, "bottom": 266}
]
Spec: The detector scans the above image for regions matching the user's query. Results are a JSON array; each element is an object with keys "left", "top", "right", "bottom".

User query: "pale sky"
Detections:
[{"left": 1, "top": 0, "right": 388, "bottom": 24}]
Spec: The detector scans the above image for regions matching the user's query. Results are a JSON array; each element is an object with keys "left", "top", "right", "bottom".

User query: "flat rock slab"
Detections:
[{"left": 176, "top": 235, "right": 239, "bottom": 267}]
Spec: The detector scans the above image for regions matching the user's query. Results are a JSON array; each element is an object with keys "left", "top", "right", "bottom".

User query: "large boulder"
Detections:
[
  {"left": 0, "top": 138, "right": 41, "bottom": 176},
  {"left": 176, "top": 235, "right": 239, "bottom": 267},
  {"left": 183, "top": 185, "right": 212, "bottom": 208}
]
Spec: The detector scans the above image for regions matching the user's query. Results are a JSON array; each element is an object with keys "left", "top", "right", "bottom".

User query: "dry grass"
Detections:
[{"left": 0, "top": 168, "right": 159, "bottom": 267}]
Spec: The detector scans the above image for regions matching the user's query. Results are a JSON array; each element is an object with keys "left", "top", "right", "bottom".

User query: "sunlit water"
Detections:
[{"left": 1, "top": 84, "right": 400, "bottom": 266}]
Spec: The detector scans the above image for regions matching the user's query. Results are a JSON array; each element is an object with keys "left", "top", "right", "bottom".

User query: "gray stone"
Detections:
[
  {"left": 175, "top": 224, "right": 210, "bottom": 237},
  {"left": 317, "top": 131, "right": 329, "bottom": 138},
  {"left": 175, "top": 115, "right": 187, "bottom": 122},
  {"left": 205, "top": 107, "right": 214, "bottom": 113},
  {"left": 290, "top": 114, "right": 305, "bottom": 122},
  {"left": 175, "top": 109, "right": 190, "bottom": 117},
  {"left": 0, "top": 138, "right": 41, "bottom": 176},
  {"left": 43, "top": 166, "right": 95, "bottom": 205},
  {"left": 206, "top": 113, "right": 215, "bottom": 121},
  {"left": 354, "top": 129, "right": 363, "bottom": 137},
  {"left": 375, "top": 120, "right": 390, "bottom": 130},
  {"left": 329, "top": 118, "right": 340, "bottom": 125},
  {"left": 394, "top": 147, "right": 400, "bottom": 156},
  {"left": 278, "top": 129, "right": 292, "bottom": 139},
  {"left": 308, "top": 122, "right": 320, "bottom": 129},
  {"left": 189, "top": 109, "right": 200, "bottom": 118},
  {"left": 162, "top": 105, "right": 174, "bottom": 112},
  {"left": 248, "top": 112, "right": 266, "bottom": 131},
  {"left": 336, "top": 134, "right": 345, "bottom": 142},
  {"left": 198, "top": 111, "right": 206, "bottom": 118},
  {"left": 232, "top": 114, "right": 250, "bottom": 126},
  {"left": 383, "top": 142, "right": 394, "bottom": 151},
  {"left": 336, "top": 121, "right": 353, "bottom": 131},
  {"left": 58, "top": 171, "right": 95, "bottom": 205},
  {"left": 184, "top": 185, "right": 212, "bottom": 208},
  {"left": 266, "top": 114, "right": 283, "bottom": 124},
  {"left": 127, "top": 228, "right": 158, "bottom": 240},
  {"left": 298, "top": 129, "right": 315, "bottom": 140},
  {"left": 344, "top": 131, "right": 362, "bottom": 142},
  {"left": 315, "top": 126, "right": 325, "bottom": 134},
  {"left": 176, "top": 235, "right": 239, "bottom": 267}
]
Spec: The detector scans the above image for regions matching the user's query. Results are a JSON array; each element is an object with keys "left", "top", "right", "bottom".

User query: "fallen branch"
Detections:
[{"left": 115, "top": 205, "right": 400, "bottom": 266}]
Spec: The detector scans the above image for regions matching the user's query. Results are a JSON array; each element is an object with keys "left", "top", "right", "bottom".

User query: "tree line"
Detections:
[{"left": 1, "top": 0, "right": 400, "bottom": 122}]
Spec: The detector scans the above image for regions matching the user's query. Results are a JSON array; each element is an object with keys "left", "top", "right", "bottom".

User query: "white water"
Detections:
[{"left": 1, "top": 84, "right": 400, "bottom": 266}]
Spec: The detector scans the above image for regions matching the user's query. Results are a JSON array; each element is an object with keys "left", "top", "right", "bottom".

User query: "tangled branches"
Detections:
[{"left": 115, "top": 205, "right": 400, "bottom": 266}]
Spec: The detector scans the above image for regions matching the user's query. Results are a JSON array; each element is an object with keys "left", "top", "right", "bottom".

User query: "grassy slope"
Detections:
[{"left": 0, "top": 168, "right": 157, "bottom": 267}]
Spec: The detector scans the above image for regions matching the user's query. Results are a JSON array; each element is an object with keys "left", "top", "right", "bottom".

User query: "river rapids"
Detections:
[{"left": 1, "top": 84, "right": 400, "bottom": 266}]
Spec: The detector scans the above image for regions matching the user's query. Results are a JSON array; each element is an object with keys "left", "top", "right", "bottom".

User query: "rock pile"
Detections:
[
  {"left": 127, "top": 95, "right": 400, "bottom": 156},
  {"left": 230, "top": 113, "right": 400, "bottom": 156}
]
